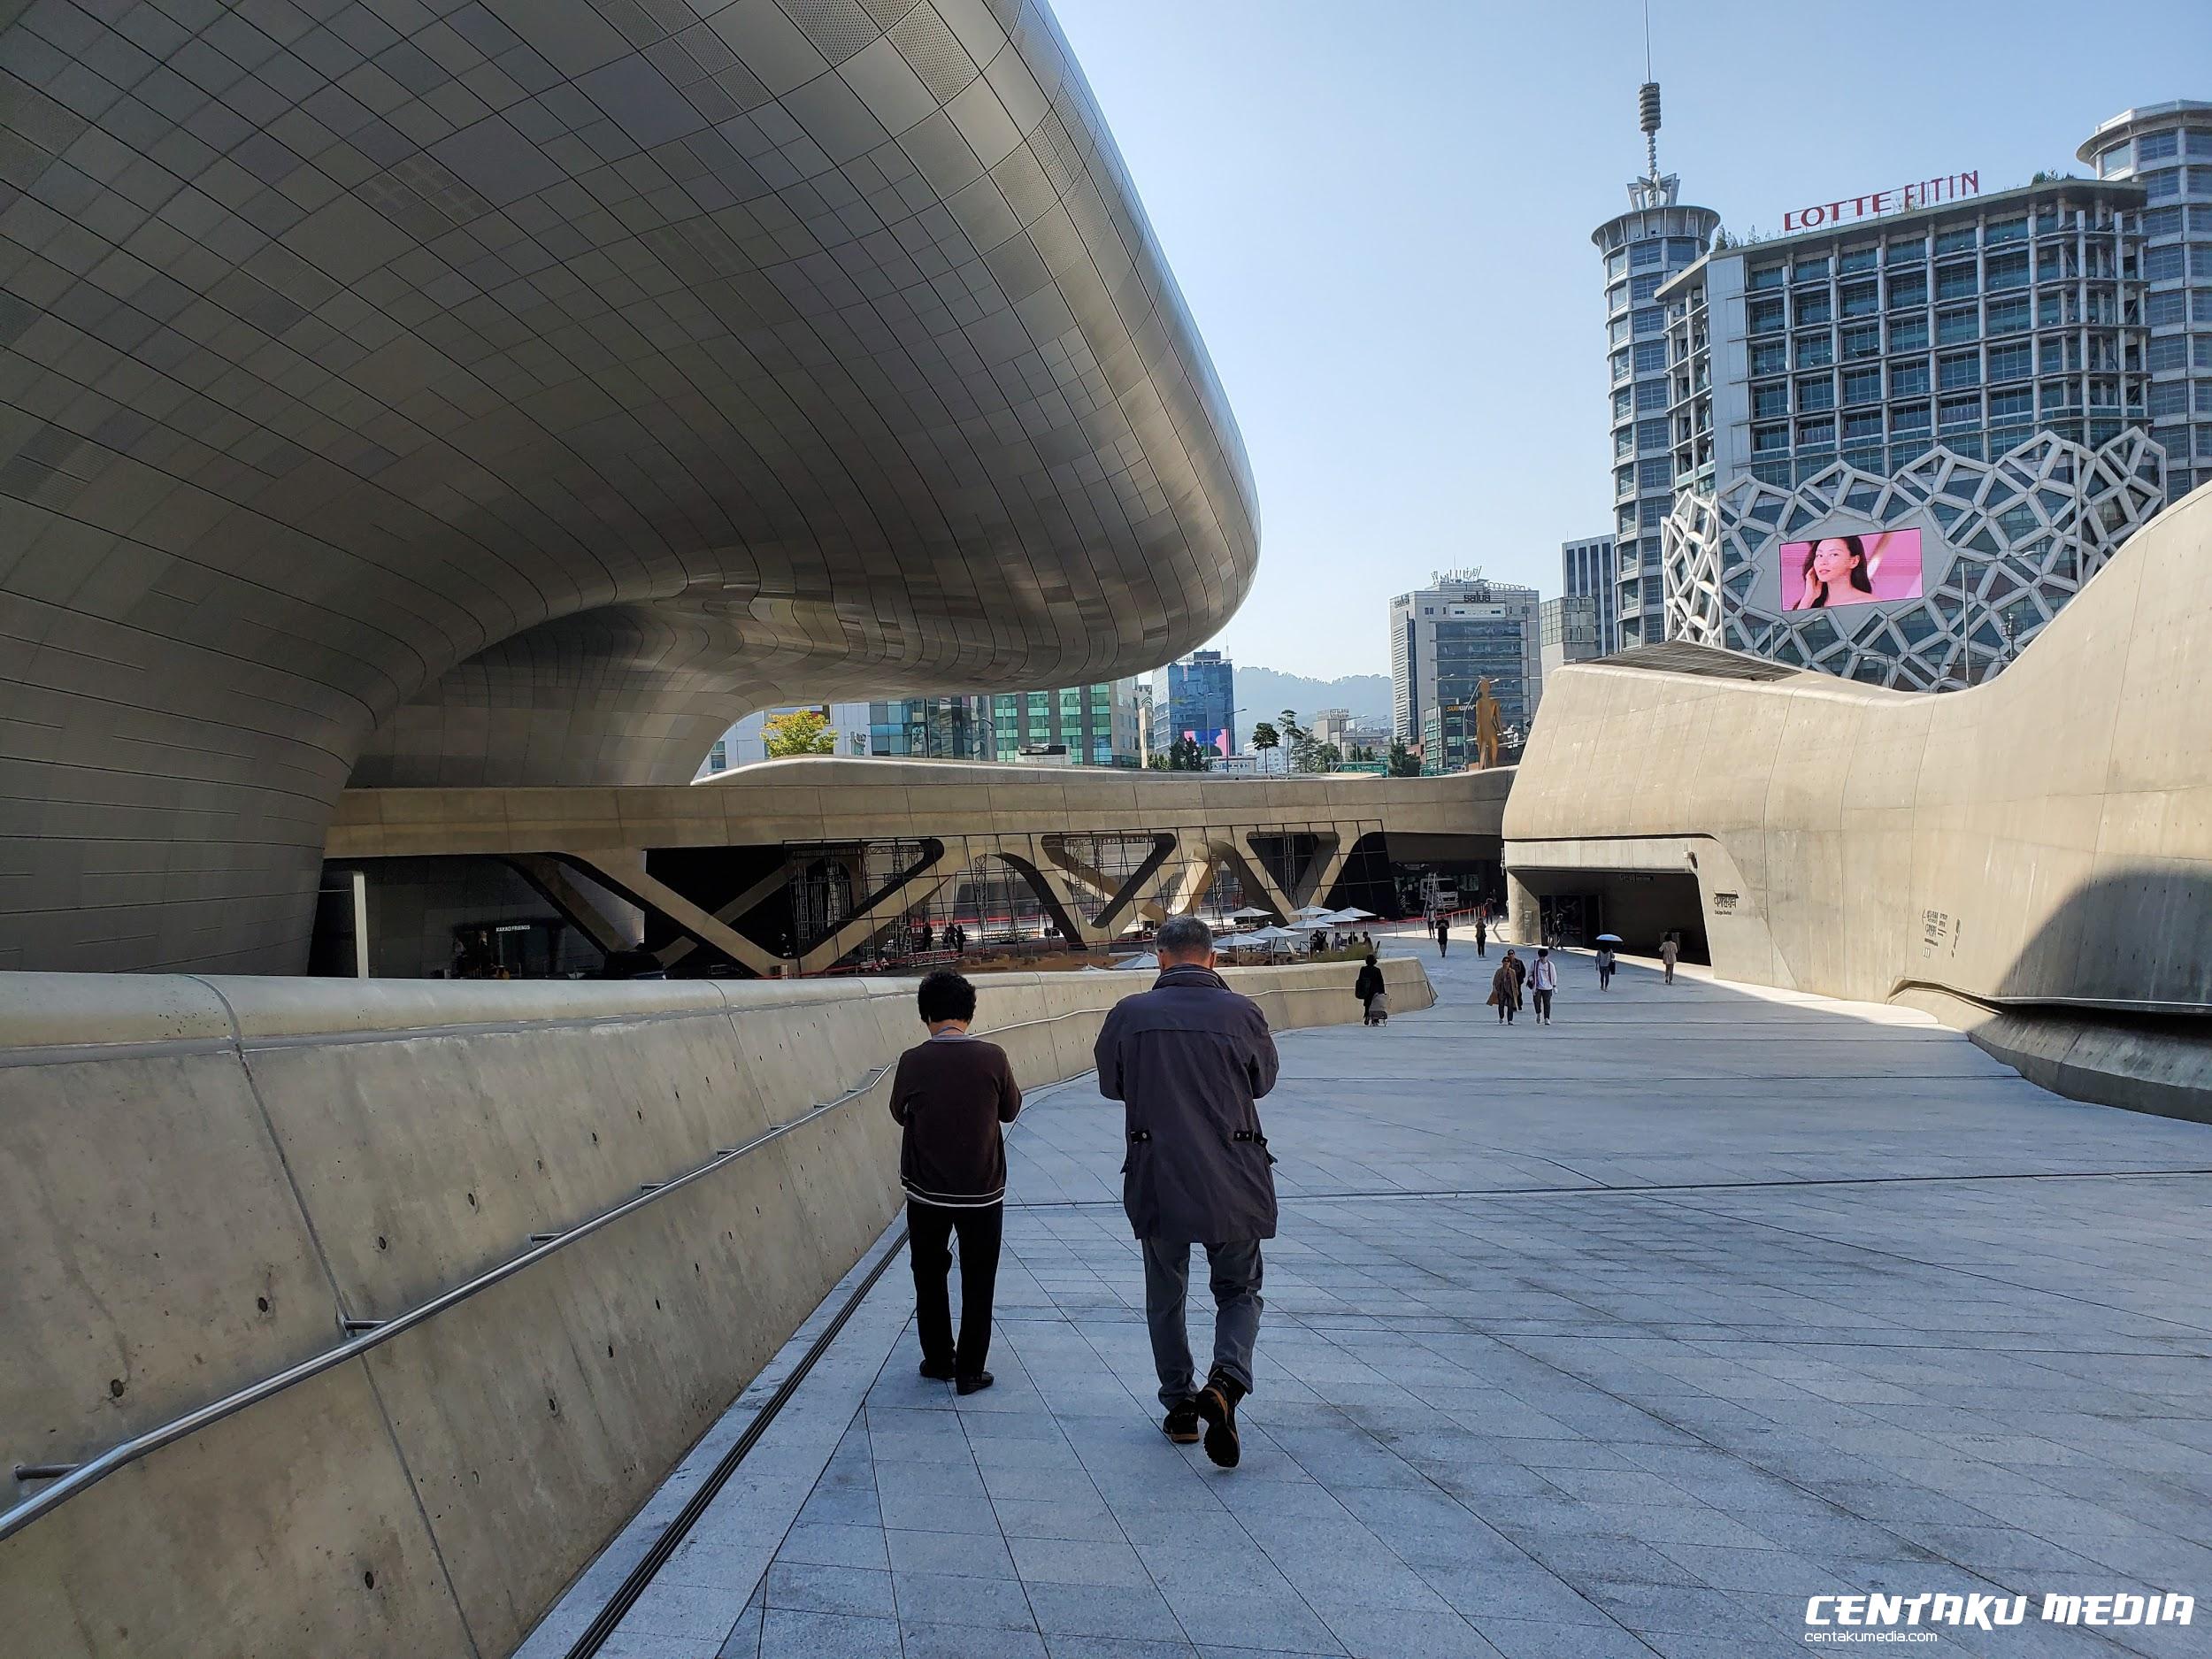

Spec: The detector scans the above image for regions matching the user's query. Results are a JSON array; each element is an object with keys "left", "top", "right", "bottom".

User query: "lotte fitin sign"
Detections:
[{"left": 1782, "top": 172, "right": 1980, "bottom": 233}]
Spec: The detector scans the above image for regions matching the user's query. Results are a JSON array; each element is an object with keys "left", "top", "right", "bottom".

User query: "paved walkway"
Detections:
[{"left": 580, "top": 945, "right": 2212, "bottom": 1659}]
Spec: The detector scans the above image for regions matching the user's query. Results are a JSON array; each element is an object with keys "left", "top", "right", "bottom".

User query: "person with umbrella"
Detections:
[{"left": 1595, "top": 934, "right": 1620, "bottom": 991}]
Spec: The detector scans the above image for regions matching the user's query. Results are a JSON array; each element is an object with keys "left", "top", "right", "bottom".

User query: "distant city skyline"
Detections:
[{"left": 1051, "top": 0, "right": 2212, "bottom": 678}]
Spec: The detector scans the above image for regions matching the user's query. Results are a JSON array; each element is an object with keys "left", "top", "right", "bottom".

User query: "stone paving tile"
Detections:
[{"left": 605, "top": 944, "right": 2212, "bottom": 1658}]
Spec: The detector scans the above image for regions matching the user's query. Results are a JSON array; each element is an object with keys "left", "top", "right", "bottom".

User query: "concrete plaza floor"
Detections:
[{"left": 578, "top": 946, "right": 2212, "bottom": 1659}]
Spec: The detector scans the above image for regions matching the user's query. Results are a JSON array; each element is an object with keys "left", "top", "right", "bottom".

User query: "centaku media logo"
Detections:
[{"left": 1803, "top": 1592, "right": 2194, "bottom": 1640}]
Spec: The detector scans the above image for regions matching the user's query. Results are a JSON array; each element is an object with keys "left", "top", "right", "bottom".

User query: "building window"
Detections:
[
  {"left": 2100, "top": 142, "right": 2131, "bottom": 177},
  {"left": 1889, "top": 316, "right": 1929, "bottom": 353},
  {"left": 1630, "top": 272, "right": 1663, "bottom": 303},
  {"left": 1890, "top": 361, "right": 1932, "bottom": 397},
  {"left": 1987, "top": 342, "right": 2032, "bottom": 382},
  {"left": 1990, "top": 388, "right": 2034, "bottom": 422},
  {"left": 1613, "top": 387, "right": 1634, "bottom": 419},
  {"left": 1635, "top": 379, "right": 1668, "bottom": 411},
  {"left": 2187, "top": 130, "right": 2212, "bottom": 156},
  {"left": 1839, "top": 246, "right": 1878, "bottom": 275},
  {"left": 1842, "top": 411, "right": 1882, "bottom": 442},
  {"left": 2141, "top": 130, "right": 2180, "bottom": 162},
  {"left": 1634, "top": 338, "right": 1668, "bottom": 373},
  {"left": 2147, "top": 244, "right": 2185, "bottom": 281},
  {"left": 1632, "top": 306, "right": 1664, "bottom": 336},
  {"left": 1638, "top": 456, "right": 1672, "bottom": 490},
  {"left": 1938, "top": 352, "right": 1982, "bottom": 389},
  {"left": 1985, "top": 296, "right": 2031, "bottom": 334},
  {"left": 1842, "top": 367, "right": 1881, "bottom": 404},
  {"left": 1636, "top": 416, "right": 1669, "bottom": 448},
  {"left": 1795, "top": 291, "right": 1832, "bottom": 326},
  {"left": 1985, "top": 217, "right": 2028, "bottom": 246},
  {"left": 1886, "top": 238, "right": 1926, "bottom": 264},
  {"left": 1892, "top": 401, "right": 1931, "bottom": 433},
  {"left": 1793, "top": 257, "right": 1831, "bottom": 284},
  {"left": 2193, "top": 244, "right": 2212, "bottom": 277},
  {"left": 2144, "top": 168, "right": 2180, "bottom": 200},
  {"left": 1607, "top": 248, "right": 1628, "bottom": 280},
  {"left": 1611, "top": 349, "right": 1631, "bottom": 382},
  {"left": 1985, "top": 253, "right": 2029, "bottom": 291},
  {"left": 1795, "top": 375, "right": 1836, "bottom": 412},
  {"left": 1631, "top": 240, "right": 1663, "bottom": 267},
  {"left": 1887, "top": 273, "right": 1928, "bottom": 309},
  {"left": 1840, "top": 324, "right": 1881, "bottom": 360},
  {"left": 1794, "top": 332, "right": 1833, "bottom": 369},
  {"left": 1936, "top": 265, "right": 1978, "bottom": 302},
  {"left": 1939, "top": 395, "right": 1982, "bottom": 427},
  {"left": 1937, "top": 307, "right": 1980, "bottom": 345},
  {"left": 1749, "top": 299, "right": 1785, "bottom": 334},
  {"left": 2194, "top": 288, "right": 2212, "bottom": 322},
  {"left": 1840, "top": 281, "right": 1879, "bottom": 318},
  {"left": 1796, "top": 419, "right": 1835, "bottom": 448},
  {"left": 1935, "top": 227, "right": 1979, "bottom": 256},
  {"left": 1751, "top": 340, "right": 1788, "bottom": 376},
  {"left": 2148, "top": 334, "right": 2188, "bottom": 371},
  {"left": 1748, "top": 264, "right": 1785, "bottom": 291},
  {"left": 1753, "top": 383, "right": 1788, "bottom": 419},
  {"left": 2145, "top": 206, "right": 2184, "bottom": 237},
  {"left": 1753, "top": 425, "right": 1788, "bottom": 454},
  {"left": 2147, "top": 290, "right": 2186, "bottom": 326}
]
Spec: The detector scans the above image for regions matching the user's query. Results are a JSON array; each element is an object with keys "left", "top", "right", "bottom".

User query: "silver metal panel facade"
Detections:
[{"left": 0, "top": 0, "right": 1256, "bottom": 972}]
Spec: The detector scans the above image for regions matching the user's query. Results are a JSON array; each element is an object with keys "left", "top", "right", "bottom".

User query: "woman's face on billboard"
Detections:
[{"left": 1810, "top": 540, "right": 1855, "bottom": 588}]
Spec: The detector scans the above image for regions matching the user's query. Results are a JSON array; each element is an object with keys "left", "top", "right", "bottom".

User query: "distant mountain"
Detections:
[{"left": 1232, "top": 667, "right": 1394, "bottom": 730}]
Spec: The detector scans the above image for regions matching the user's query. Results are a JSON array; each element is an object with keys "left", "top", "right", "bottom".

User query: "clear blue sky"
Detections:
[{"left": 1050, "top": 0, "right": 2212, "bottom": 680}]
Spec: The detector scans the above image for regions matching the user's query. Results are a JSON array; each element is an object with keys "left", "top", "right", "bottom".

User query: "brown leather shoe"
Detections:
[{"left": 1194, "top": 1371, "right": 1244, "bottom": 1468}]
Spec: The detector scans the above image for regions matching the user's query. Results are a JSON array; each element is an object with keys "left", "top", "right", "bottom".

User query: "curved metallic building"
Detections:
[{"left": 0, "top": 0, "right": 1256, "bottom": 972}]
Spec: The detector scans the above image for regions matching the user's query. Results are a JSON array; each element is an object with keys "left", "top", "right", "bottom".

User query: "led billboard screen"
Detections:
[{"left": 1779, "top": 529, "right": 1924, "bottom": 611}]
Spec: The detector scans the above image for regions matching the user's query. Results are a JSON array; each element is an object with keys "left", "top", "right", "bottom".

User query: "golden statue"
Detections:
[{"left": 1472, "top": 676, "right": 1502, "bottom": 769}]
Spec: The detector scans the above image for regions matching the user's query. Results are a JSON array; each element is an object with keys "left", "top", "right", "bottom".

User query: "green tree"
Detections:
[
  {"left": 1249, "top": 720, "right": 1279, "bottom": 772},
  {"left": 1279, "top": 708, "right": 1317, "bottom": 774},
  {"left": 762, "top": 709, "right": 836, "bottom": 757},
  {"left": 1386, "top": 738, "right": 1422, "bottom": 777}
]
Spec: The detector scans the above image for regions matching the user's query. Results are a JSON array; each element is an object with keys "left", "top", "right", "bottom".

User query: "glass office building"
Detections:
[
  {"left": 988, "top": 679, "right": 1143, "bottom": 767},
  {"left": 1166, "top": 650, "right": 1236, "bottom": 757},
  {"left": 1594, "top": 175, "right": 1720, "bottom": 649},
  {"left": 1657, "top": 178, "right": 2167, "bottom": 689},
  {"left": 2079, "top": 102, "right": 2212, "bottom": 498},
  {"left": 1388, "top": 573, "right": 1542, "bottom": 741}
]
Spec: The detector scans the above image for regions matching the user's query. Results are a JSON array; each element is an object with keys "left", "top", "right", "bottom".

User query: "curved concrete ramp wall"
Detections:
[
  {"left": 0, "top": 957, "right": 1431, "bottom": 1659},
  {"left": 1504, "top": 481, "right": 2212, "bottom": 1113}
]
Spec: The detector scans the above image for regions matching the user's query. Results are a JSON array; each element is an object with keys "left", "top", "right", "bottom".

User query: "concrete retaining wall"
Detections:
[{"left": 0, "top": 956, "right": 1431, "bottom": 1659}]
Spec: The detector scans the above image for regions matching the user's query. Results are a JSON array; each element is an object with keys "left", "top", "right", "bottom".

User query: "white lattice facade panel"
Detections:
[{"left": 1664, "top": 432, "right": 2167, "bottom": 690}]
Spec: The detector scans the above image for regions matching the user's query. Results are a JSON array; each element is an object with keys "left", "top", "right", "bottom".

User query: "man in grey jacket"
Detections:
[{"left": 1094, "top": 916, "right": 1280, "bottom": 1467}]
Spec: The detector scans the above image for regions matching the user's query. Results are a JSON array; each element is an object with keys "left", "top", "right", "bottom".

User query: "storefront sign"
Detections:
[{"left": 1782, "top": 172, "right": 1978, "bottom": 234}]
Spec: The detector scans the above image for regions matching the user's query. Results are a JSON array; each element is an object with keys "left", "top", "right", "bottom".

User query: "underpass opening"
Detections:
[{"left": 1509, "top": 867, "right": 1709, "bottom": 962}]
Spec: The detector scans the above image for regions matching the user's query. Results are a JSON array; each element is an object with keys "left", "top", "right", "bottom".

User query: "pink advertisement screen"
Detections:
[{"left": 1779, "top": 529, "right": 1923, "bottom": 611}]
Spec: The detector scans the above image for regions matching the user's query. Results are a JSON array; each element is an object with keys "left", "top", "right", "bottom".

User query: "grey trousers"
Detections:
[{"left": 1141, "top": 1236, "right": 1263, "bottom": 1407}]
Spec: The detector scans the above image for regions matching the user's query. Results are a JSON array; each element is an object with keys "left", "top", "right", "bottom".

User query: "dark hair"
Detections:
[
  {"left": 1364, "top": 952, "right": 1378, "bottom": 964},
  {"left": 1155, "top": 916, "right": 1214, "bottom": 963},
  {"left": 917, "top": 970, "right": 976, "bottom": 1025},
  {"left": 1801, "top": 535, "right": 1873, "bottom": 606}
]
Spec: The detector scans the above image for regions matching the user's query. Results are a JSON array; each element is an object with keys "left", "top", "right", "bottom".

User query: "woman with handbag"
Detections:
[{"left": 1354, "top": 953, "right": 1388, "bottom": 1025}]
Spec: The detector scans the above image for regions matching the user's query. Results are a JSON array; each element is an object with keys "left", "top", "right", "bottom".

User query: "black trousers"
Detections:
[
  {"left": 1533, "top": 988, "right": 1554, "bottom": 1021},
  {"left": 908, "top": 1198, "right": 1002, "bottom": 1377}
]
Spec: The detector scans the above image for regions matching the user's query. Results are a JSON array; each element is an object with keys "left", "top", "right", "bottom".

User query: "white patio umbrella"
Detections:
[
  {"left": 1333, "top": 907, "right": 1377, "bottom": 921},
  {"left": 1289, "top": 905, "right": 1334, "bottom": 920},
  {"left": 1226, "top": 905, "right": 1273, "bottom": 921},
  {"left": 1113, "top": 952, "right": 1159, "bottom": 971}
]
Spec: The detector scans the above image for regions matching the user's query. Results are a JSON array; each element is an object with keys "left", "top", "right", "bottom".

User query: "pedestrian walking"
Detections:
[
  {"left": 1094, "top": 917, "right": 1279, "bottom": 1468},
  {"left": 1474, "top": 912, "right": 1487, "bottom": 957},
  {"left": 889, "top": 971, "right": 1022, "bottom": 1395},
  {"left": 1530, "top": 948, "right": 1558, "bottom": 1025},
  {"left": 1435, "top": 913, "right": 1450, "bottom": 958},
  {"left": 1488, "top": 956, "right": 1517, "bottom": 1024},
  {"left": 1504, "top": 946, "right": 1526, "bottom": 1013},
  {"left": 1354, "top": 952, "right": 1387, "bottom": 1025},
  {"left": 1660, "top": 933, "right": 1680, "bottom": 986},
  {"left": 1595, "top": 943, "right": 1617, "bottom": 991}
]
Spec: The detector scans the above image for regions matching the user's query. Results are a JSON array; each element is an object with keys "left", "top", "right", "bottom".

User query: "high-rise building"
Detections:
[
  {"left": 1167, "top": 650, "right": 1236, "bottom": 757},
  {"left": 989, "top": 678, "right": 1143, "bottom": 767},
  {"left": 1538, "top": 595, "right": 1604, "bottom": 701},
  {"left": 1388, "top": 572, "right": 1542, "bottom": 742},
  {"left": 1592, "top": 79, "right": 1721, "bottom": 649},
  {"left": 1656, "top": 175, "right": 2165, "bottom": 689},
  {"left": 2078, "top": 103, "right": 2212, "bottom": 498},
  {"left": 1560, "top": 534, "right": 1619, "bottom": 655},
  {"left": 868, "top": 695, "right": 994, "bottom": 760}
]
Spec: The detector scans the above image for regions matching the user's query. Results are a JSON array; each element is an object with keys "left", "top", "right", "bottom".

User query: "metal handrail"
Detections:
[{"left": 0, "top": 1004, "right": 1115, "bottom": 1542}]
